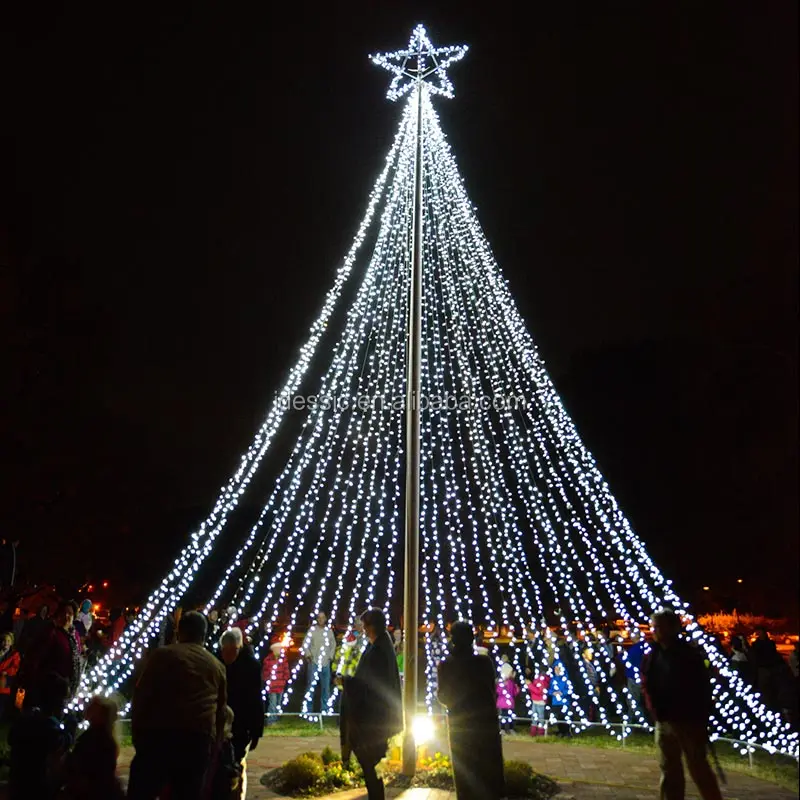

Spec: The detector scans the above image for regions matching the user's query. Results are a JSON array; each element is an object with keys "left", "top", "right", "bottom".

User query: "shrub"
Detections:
[
  {"left": 504, "top": 759, "right": 559, "bottom": 799},
  {"left": 280, "top": 755, "right": 325, "bottom": 793},
  {"left": 297, "top": 750, "right": 323, "bottom": 763},
  {"left": 320, "top": 745, "right": 339, "bottom": 765}
]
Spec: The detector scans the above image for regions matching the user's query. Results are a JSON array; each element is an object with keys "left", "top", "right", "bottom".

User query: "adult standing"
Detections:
[
  {"left": 128, "top": 610, "right": 227, "bottom": 800},
  {"left": 220, "top": 627, "right": 264, "bottom": 780},
  {"left": 347, "top": 608, "right": 402, "bottom": 800},
  {"left": 17, "top": 604, "right": 49, "bottom": 656},
  {"left": 729, "top": 636, "right": 752, "bottom": 685},
  {"left": 75, "top": 599, "right": 94, "bottom": 640},
  {"left": 21, "top": 600, "right": 81, "bottom": 708},
  {"left": 625, "top": 629, "right": 646, "bottom": 706},
  {"left": 641, "top": 608, "right": 722, "bottom": 800},
  {"left": 0, "top": 631, "right": 21, "bottom": 718},
  {"left": 581, "top": 648, "right": 599, "bottom": 721},
  {"left": 426, "top": 622, "right": 447, "bottom": 712},
  {"left": 437, "top": 621, "right": 504, "bottom": 800},
  {"left": 335, "top": 617, "right": 366, "bottom": 763},
  {"left": 302, "top": 611, "right": 336, "bottom": 714},
  {"left": 749, "top": 627, "right": 782, "bottom": 707},
  {"left": 205, "top": 608, "right": 222, "bottom": 650}
]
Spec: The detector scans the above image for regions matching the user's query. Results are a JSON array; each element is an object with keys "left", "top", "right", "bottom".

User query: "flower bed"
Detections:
[{"left": 261, "top": 746, "right": 560, "bottom": 798}]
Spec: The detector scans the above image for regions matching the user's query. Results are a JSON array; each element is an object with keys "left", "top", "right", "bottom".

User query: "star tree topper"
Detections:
[{"left": 370, "top": 24, "right": 468, "bottom": 102}]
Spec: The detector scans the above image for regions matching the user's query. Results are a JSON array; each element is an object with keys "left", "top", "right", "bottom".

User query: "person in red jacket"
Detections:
[
  {"left": 0, "top": 631, "right": 21, "bottom": 718},
  {"left": 641, "top": 609, "right": 722, "bottom": 800},
  {"left": 262, "top": 642, "right": 290, "bottom": 726}
]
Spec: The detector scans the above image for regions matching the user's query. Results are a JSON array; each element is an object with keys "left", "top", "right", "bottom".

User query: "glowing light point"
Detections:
[{"left": 412, "top": 714, "right": 435, "bottom": 745}]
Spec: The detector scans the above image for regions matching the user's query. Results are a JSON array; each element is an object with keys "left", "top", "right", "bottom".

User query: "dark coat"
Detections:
[
  {"left": 226, "top": 648, "right": 264, "bottom": 755},
  {"left": 347, "top": 631, "right": 402, "bottom": 763},
  {"left": 21, "top": 622, "right": 81, "bottom": 702},
  {"left": 641, "top": 639, "right": 712, "bottom": 724},
  {"left": 438, "top": 651, "right": 505, "bottom": 800}
]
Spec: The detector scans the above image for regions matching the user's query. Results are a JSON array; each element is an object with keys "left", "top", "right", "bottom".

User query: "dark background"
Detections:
[{"left": 1, "top": 4, "right": 796, "bottom": 619}]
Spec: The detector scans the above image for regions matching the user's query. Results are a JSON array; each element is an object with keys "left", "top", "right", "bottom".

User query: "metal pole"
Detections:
[{"left": 401, "top": 79, "right": 424, "bottom": 777}]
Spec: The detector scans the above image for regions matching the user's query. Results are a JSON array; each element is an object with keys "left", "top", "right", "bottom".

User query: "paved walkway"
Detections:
[{"left": 117, "top": 735, "right": 799, "bottom": 799}]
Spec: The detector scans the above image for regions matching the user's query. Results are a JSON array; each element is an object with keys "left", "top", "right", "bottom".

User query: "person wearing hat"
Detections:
[{"left": 262, "top": 640, "right": 290, "bottom": 726}]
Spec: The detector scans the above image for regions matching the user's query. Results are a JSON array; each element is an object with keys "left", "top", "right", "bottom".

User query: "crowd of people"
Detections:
[{"left": 0, "top": 593, "right": 797, "bottom": 800}]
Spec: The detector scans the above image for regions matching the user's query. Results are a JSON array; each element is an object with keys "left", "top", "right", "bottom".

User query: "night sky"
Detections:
[{"left": 2, "top": 4, "right": 797, "bottom": 618}]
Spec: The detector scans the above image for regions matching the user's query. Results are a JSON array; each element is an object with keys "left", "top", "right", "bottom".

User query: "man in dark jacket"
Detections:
[
  {"left": 220, "top": 627, "right": 264, "bottom": 776},
  {"left": 438, "top": 621, "right": 504, "bottom": 799},
  {"left": 641, "top": 609, "right": 722, "bottom": 800},
  {"left": 348, "top": 608, "right": 402, "bottom": 800}
]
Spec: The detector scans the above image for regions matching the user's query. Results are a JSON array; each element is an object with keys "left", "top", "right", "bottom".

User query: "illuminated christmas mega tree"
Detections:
[{"left": 77, "top": 25, "right": 797, "bottom": 759}]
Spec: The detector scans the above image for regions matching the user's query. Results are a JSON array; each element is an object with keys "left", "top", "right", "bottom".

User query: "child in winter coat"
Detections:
[
  {"left": 496, "top": 661, "right": 519, "bottom": 733},
  {"left": 527, "top": 671, "right": 550, "bottom": 736},
  {"left": 550, "top": 661, "right": 573, "bottom": 737},
  {"left": 61, "top": 695, "right": 124, "bottom": 799},
  {"left": 262, "top": 642, "right": 290, "bottom": 726}
]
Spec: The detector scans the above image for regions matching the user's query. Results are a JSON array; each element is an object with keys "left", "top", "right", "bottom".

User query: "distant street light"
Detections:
[
  {"left": 737, "top": 579, "right": 743, "bottom": 584},
  {"left": 703, "top": 586, "right": 710, "bottom": 591}
]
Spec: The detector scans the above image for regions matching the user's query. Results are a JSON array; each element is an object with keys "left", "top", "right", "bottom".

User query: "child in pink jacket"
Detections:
[
  {"left": 496, "top": 661, "right": 520, "bottom": 733},
  {"left": 527, "top": 672, "right": 551, "bottom": 736}
]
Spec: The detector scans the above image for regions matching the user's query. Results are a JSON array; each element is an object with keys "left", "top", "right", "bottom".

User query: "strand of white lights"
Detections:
[
  {"left": 420, "top": 194, "right": 452, "bottom": 652},
  {"left": 421, "top": 181, "right": 476, "bottom": 624},
  {"left": 77, "top": 94, "right": 416, "bottom": 707}
]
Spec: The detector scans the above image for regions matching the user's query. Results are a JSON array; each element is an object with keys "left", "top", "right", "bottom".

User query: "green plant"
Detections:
[
  {"left": 413, "top": 751, "right": 454, "bottom": 789},
  {"left": 318, "top": 761, "right": 360, "bottom": 790},
  {"left": 280, "top": 754, "right": 325, "bottom": 793},
  {"left": 320, "top": 745, "right": 339, "bottom": 765},
  {"left": 503, "top": 759, "right": 559, "bottom": 799},
  {"left": 297, "top": 750, "right": 323, "bottom": 763}
]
